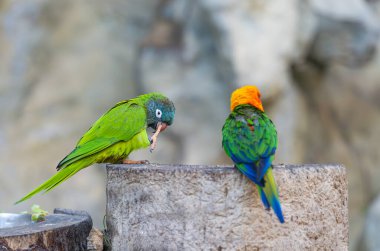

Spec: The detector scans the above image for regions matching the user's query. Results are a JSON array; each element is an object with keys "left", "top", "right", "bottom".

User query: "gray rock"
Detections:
[
  {"left": 106, "top": 164, "right": 348, "bottom": 250},
  {"left": 308, "top": 15, "right": 378, "bottom": 67}
]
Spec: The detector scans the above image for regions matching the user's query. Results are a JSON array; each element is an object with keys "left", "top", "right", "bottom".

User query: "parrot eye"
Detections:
[{"left": 155, "top": 109, "right": 162, "bottom": 118}]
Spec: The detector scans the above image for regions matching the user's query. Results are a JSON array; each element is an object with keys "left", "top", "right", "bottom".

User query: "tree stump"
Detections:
[
  {"left": 0, "top": 208, "right": 92, "bottom": 251},
  {"left": 106, "top": 164, "right": 348, "bottom": 250}
]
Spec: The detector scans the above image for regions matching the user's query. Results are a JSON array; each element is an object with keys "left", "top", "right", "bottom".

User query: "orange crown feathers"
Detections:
[{"left": 230, "top": 85, "right": 264, "bottom": 112}]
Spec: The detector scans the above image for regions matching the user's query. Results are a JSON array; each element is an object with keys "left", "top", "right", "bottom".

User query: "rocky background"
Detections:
[{"left": 0, "top": 0, "right": 379, "bottom": 250}]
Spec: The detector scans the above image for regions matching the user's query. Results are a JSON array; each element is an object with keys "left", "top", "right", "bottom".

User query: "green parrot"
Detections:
[
  {"left": 222, "top": 85, "right": 284, "bottom": 223},
  {"left": 16, "top": 93, "right": 175, "bottom": 204}
]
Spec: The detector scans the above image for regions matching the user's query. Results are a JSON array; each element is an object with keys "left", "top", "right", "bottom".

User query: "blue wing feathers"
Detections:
[
  {"left": 257, "top": 157, "right": 271, "bottom": 181},
  {"left": 258, "top": 186, "right": 270, "bottom": 209}
]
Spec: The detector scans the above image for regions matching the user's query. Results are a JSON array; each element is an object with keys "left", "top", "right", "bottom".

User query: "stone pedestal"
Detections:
[{"left": 106, "top": 164, "right": 348, "bottom": 250}]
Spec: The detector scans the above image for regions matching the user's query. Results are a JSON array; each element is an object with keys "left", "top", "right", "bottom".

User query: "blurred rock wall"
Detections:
[{"left": 0, "top": 0, "right": 379, "bottom": 250}]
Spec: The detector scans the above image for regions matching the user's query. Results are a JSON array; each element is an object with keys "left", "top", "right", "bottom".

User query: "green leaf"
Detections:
[{"left": 30, "top": 204, "right": 48, "bottom": 222}]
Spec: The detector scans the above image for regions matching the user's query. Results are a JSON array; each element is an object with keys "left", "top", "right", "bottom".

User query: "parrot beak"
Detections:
[
  {"left": 159, "top": 122, "right": 168, "bottom": 132},
  {"left": 153, "top": 122, "right": 168, "bottom": 133}
]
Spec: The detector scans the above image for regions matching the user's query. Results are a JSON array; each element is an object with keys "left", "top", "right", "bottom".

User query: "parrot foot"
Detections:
[
  {"left": 149, "top": 122, "right": 163, "bottom": 152},
  {"left": 122, "top": 159, "right": 150, "bottom": 165}
]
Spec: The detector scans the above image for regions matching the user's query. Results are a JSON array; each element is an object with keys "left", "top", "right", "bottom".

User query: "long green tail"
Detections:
[
  {"left": 258, "top": 167, "right": 284, "bottom": 223},
  {"left": 15, "top": 162, "right": 85, "bottom": 204}
]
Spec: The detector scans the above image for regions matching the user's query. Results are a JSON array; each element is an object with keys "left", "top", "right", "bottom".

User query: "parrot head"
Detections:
[
  {"left": 145, "top": 94, "right": 175, "bottom": 131},
  {"left": 230, "top": 85, "right": 264, "bottom": 112}
]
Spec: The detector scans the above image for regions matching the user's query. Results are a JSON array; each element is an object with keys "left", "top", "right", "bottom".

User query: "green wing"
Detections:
[{"left": 58, "top": 101, "right": 147, "bottom": 169}]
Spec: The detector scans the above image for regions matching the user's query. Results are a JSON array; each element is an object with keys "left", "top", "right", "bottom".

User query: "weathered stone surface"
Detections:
[
  {"left": 0, "top": 208, "right": 92, "bottom": 251},
  {"left": 106, "top": 164, "right": 348, "bottom": 250}
]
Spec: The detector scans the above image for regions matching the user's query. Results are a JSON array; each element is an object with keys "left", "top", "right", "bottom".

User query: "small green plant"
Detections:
[{"left": 30, "top": 204, "right": 48, "bottom": 222}]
